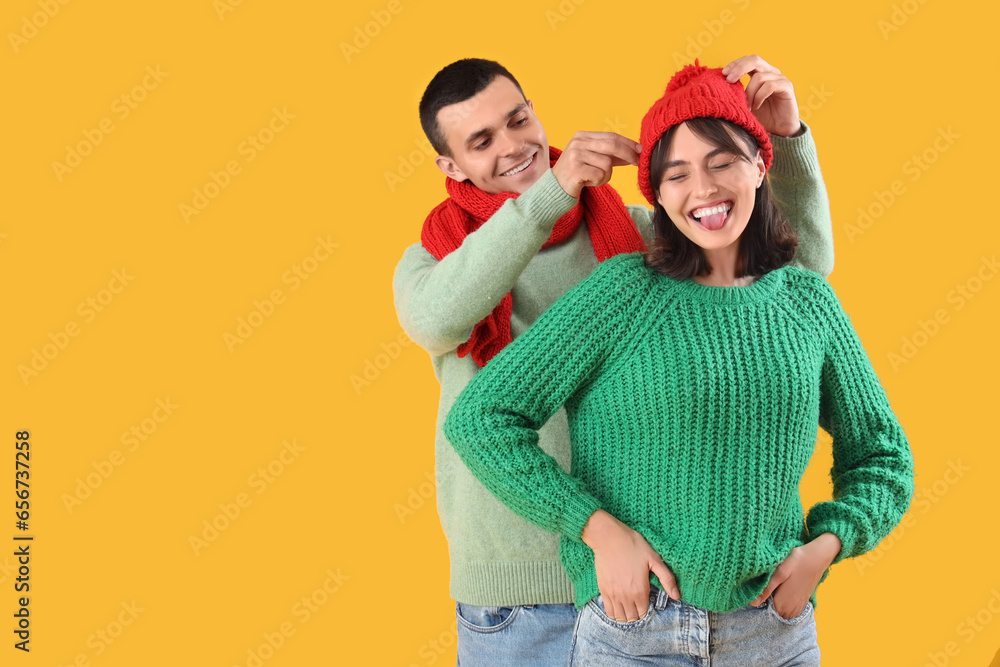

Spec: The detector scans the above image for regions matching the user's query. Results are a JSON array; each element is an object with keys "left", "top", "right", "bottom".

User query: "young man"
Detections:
[{"left": 393, "top": 55, "right": 834, "bottom": 666}]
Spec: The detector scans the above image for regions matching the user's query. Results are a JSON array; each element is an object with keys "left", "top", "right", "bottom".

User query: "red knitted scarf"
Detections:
[{"left": 420, "top": 147, "right": 646, "bottom": 366}]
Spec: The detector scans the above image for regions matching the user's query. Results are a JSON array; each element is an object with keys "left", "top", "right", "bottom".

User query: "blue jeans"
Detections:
[
  {"left": 456, "top": 601, "right": 579, "bottom": 666},
  {"left": 568, "top": 588, "right": 820, "bottom": 666}
]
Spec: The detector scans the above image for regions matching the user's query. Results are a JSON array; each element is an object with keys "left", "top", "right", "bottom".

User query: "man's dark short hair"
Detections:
[{"left": 419, "top": 58, "right": 526, "bottom": 157}]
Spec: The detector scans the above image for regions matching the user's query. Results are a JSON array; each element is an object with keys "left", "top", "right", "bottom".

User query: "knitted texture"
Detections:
[
  {"left": 393, "top": 126, "right": 834, "bottom": 608},
  {"left": 444, "top": 252, "right": 913, "bottom": 612},
  {"left": 638, "top": 61, "right": 773, "bottom": 205},
  {"left": 421, "top": 147, "right": 646, "bottom": 367}
]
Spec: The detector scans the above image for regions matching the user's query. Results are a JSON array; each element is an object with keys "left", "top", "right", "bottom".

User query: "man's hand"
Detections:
[
  {"left": 551, "top": 132, "right": 642, "bottom": 199},
  {"left": 751, "top": 532, "right": 842, "bottom": 619},
  {"left": 722, "top": 55, "right": 802, "bottom": 137},
  {"left": 581, "top": 509, "right": 680, "bottom": 623}
]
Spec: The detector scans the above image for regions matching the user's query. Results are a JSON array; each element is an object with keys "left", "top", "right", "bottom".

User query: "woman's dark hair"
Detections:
[{"left": 643, "top": 117, "right": 797, "bottom": 280}]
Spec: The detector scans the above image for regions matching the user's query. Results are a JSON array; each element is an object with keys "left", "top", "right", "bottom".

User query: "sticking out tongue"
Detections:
[{"left": 698, "top": 209, "right": 728, "bottom": 231}]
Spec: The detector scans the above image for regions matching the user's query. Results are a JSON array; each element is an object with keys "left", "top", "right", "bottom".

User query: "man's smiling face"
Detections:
[{"left": 434, "top": 76, "right": 550, "bottom": 195}]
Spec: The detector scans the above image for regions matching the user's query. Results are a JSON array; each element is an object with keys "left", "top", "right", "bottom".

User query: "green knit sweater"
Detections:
[
  {"left": 443, "top": 253, "right": 913, "bottom": 613},
  {"left": 394, "top": 125, "right": 834, "bottom": 607}
]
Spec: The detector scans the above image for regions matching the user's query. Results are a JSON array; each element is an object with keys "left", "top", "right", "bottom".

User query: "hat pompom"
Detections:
[{"left": 665, "top": 60, "right": 709, "bottom": 93}]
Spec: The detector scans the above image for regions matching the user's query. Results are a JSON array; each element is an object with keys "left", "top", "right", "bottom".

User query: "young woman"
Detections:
[{"left": 443, "top": 62, "right": 913, "bottom": 666}]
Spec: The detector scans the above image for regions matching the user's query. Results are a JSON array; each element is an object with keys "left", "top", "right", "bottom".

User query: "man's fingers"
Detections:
[
  {"left": 588, "top": 137, "right": 641, "bottom": 167},
  {"left": 744, "top": 72, "right": 788, "bottom": 109},
  {"left": 574, "top": 148, "right": 616, "bottom": 174},
  {"left": 552, "top": 151, "right": 609, "bottom": 197},
  {"left": 743, "top": 70, "right": 773, "bottom": 102},
  {"left": 571, "top": 130, "right": 641, "bottom": 147},
  {"left": 567, "top": 132, "right": 642, "bottom": 166},
  {"left": 567, "top": 148, "right": 622, "bottom": 189},
  {"left": 722, "top": 54, "right": 780, "bottom": 84},
  {"left": 554, "top": 131, "right": 642, "bottom": 196},
  {"left": 574, "top": 162, "right": 613, "bottom": 191}
]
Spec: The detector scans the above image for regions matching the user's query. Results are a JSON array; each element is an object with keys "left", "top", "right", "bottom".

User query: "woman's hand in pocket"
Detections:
[
  {"left": 581, "top": 510, "right": 680, "bottom": 623},
  {"left": 751, "top": 532, "right": 842, "bottom": 619}
]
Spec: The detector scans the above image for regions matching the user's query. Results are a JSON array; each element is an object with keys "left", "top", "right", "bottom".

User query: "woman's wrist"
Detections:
[
  {"left": 807, "top": 531, "right": 843, "bottom": 566},
  {"left": 581, "top": 509, "right": 621, "bottom": 550}
]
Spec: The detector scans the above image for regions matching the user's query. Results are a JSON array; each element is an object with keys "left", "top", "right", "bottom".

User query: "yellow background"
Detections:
[{"left": 2, "top": 0, "right": 998, "bottom": 665}]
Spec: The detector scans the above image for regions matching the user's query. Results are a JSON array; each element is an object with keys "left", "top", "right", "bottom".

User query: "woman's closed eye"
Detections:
[{"left": 710, "top": 156, "right": 739, "bottom": 170}]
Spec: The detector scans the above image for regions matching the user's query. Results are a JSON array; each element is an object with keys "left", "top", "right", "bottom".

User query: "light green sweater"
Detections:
[{"left": 392, "top": 125, "right": 835, "bottom": 606}]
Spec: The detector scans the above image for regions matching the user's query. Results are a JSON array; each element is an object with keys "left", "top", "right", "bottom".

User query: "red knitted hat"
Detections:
[{"left": 637, "top": 60, "right": 773, "bottom": 206}]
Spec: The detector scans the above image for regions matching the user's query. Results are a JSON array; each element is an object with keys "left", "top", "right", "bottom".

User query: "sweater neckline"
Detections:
[{"left": 660, "top": 265, "right": 788, "bottom": 305}]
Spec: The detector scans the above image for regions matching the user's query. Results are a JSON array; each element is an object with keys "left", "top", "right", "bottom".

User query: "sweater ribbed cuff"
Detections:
[
  {"left": 768, "top": 121, "right": 820, "bottom": 179},
  {"left": 805, "top": 502, "right": 860, "bottom": 565},
  {"left": 513, "top": 169, "right": 579, "bottom": 234},
  {"left": 560, "top": 493, "right": 603, "bottom": 544}
]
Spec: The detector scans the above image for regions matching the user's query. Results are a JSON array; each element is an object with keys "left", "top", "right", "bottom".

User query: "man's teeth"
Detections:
[
  {"left": 692, "top": 203, "right": 731, "bottom": 220},
  {"left": 502, "top": 155, "right": 533, "bottom": 176}
]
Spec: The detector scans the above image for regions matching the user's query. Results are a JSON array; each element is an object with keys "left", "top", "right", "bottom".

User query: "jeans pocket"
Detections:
[
  {"left": 586, "top": 594, "right": 655, "bottom": 630},
  {"left": 456, "top": 602, "right": 522, "bottom": 634},
  {"left": 765, "top": 594, "right": 813, "bottom": 625}
]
